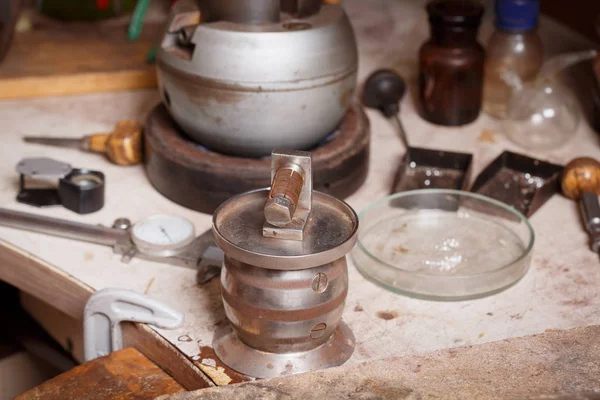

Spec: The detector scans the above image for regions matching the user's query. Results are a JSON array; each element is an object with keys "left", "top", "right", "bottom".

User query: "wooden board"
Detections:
[
  {"left": 21, "top": 292, "right": 86, "bottom": 363},
  {"left": 15, "top": 348, "right": 185, "bottom": 400},
  {"left": 0, "top": 18, "right": 160, "bottom": 99},
  {"left": 0, "top": 242, "right": 212, "bottom": 391},
  {"left": 160, "top": 325, "right": 600, "bottom": 400},
  {"left": 0, "top": 0, "right": 600, "bottom": 390}
]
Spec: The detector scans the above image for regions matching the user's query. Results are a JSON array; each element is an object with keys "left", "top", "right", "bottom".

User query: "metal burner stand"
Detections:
[
  {"left": 211, "top": 150, "right": 358, "bottom": 378},
  {"left": 144, "top": 104, "right": 370, "bottom": 214}
]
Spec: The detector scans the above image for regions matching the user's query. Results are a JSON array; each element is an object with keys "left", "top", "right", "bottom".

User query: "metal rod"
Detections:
[
  {"left": 23, "top": 137, "right": 84, "bottom": 150},
  {"left": 580, "top": 192, "right": 600, "bottom": 254},
  {"left": 206, "top": 0, "right": 280, "bottom": 23},
  {"left": 281, "top": 0, "right": 321, "bottom": 17},
  {"left": 0, "top": 208, "right": 128, "bottom": 247},
  {"left": 391, "top": 114, "right": 410, "bottom": 150}
]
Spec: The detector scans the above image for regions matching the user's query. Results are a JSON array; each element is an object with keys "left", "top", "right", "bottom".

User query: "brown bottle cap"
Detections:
[{"left": 427, "top": 0, "right": 484, "bottom": 27}]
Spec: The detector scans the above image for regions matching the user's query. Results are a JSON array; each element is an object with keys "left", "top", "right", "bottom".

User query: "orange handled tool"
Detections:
[
  {"left": 23, "top": 120, "right": 143, "bottom": 166},
  {"left": 561, "top": 157, "right": 600, "bottom": 201},
  {"left": 561, "top": 157, "right": 600, "bottom": 256}
]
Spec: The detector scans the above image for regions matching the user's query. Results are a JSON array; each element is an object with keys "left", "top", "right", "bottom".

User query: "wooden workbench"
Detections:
[{"left": 0, "top": 0, "right": 599, "bottom": 392}]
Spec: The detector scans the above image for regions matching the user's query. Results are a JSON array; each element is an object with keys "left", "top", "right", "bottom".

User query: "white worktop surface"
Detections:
[{"left": 0, "top": 0, "right": 599, "bottom": 373}]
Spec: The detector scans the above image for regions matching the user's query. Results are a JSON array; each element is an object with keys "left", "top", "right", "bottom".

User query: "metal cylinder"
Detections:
[
  {"left": 212, "top": 189, "right": 358, "bottom": 378},
  {"left": 204, "top": 0, "right": 281, "bottom": 23},
  {"left": 269, "top": 166, "right": 304, "bottom": 207},
  {"left": 157, "top": 2, "right": 358, "bottom": 157},
  {"left": 0, "top": 207, "right": 127, "bottom": 246},
  {"left": 221, "top": 255, "right": 348, "bottom": 354},
  {"left": 265, "top": 165, "right": 304, "bottom": 227},
  {"left": 281, "top": 0, "right": 322, "bottom": 17}
]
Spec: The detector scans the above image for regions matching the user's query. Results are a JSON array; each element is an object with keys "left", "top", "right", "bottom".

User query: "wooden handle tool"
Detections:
[
  {"left": 561, "top": 157, "right": 600, "bottom": 255},
  {"left": 23, "top": 120, "right": 143, "bottom": 166}
]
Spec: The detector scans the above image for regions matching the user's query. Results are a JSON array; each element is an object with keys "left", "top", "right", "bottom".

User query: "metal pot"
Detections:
[
  {"left": 211, "top": 150, "right": 358, "bottom": 378},
  {"left": 156, "top": 0, "right": 358, "bottom": 157}
]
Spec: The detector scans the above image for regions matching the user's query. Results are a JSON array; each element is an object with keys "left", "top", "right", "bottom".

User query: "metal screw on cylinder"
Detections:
[
  {"left": 264, "top": 165, "right": 304, "bottom": 227},
  {"left": 112, "top": 218, "right": 132, "bottom": 230},
  {"left": 312, "top": 273, "right": 328, "bottom": 293},
  {"left": 310, "top": 323, "right": 327, "bottom": 339},
  {"left": 264, "top": 196, "right": 294, "bottom": 227}
]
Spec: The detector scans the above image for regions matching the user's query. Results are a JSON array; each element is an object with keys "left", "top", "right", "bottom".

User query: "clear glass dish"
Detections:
[{"left": 352, "top": 189, "right": 535, "bottom": 301}]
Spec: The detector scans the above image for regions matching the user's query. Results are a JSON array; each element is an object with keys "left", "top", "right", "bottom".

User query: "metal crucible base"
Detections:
[
  {"left": 213, "top": 322, "right": 355, "bottom": 379},
  {"left": 144, "top": 103, "right": 370, "bottom": 214}
]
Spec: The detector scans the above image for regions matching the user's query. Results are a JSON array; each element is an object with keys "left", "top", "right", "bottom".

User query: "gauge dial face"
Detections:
[{"left": 131, "top": 215, "right": 196, "bottom": 257}]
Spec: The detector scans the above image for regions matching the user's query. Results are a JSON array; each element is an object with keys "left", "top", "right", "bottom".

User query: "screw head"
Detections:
[
  {"left": 311, "top": 273, "right": 328, "bottom": 293},
  {"left": 264, "top": 196, "right": 294, "bottom": 227},
  {"left": 112, "top": 218, "right": 132, "bottom": 230},
  {"left": 310, "top": 323, "right": 327, "bottom": 339}
]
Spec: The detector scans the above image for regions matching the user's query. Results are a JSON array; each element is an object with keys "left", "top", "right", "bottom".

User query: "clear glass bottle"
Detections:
[
  {"left": 483, "top": 0, "right": 544, "bottom": 119},
  {"left": 503, "top": 50, "right": 597, "bottom": 150}
]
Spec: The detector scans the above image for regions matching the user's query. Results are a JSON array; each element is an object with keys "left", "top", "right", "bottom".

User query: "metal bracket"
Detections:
[
  {"left": 263, "top": 150, "right": 312, "bottom": 241},
  {"left": 83, "top": 288, "right": 184, "bottom": 361},
  {"left": 167, "top": 10, "right": 201, "bottom": 33},
  {"left": 0, "top": 207, "right": 223, "bottom": 281},
  {"left": 114, "top": 227, "right": 224, "bottom": 282}
]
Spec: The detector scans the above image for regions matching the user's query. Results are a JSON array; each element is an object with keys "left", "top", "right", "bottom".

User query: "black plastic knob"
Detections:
[{"left": 362, "top": 69, "right": 406, "bottom": 118}]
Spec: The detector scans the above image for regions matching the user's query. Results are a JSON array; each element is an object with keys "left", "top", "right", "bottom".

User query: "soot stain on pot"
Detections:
[
  {"left": 187, "top": 83, "right": 246, "bottom": 106},
  {"left": 160, "top": 59, "right": 357, "bottom": 107},
  {"left": 158, "top": 61, "right": 246, "bottom": 105}
]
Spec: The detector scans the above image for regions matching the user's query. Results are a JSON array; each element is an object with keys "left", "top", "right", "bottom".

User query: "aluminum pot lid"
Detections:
[{"left": 212, "top": 189, "right": 358, "bottom": 270}]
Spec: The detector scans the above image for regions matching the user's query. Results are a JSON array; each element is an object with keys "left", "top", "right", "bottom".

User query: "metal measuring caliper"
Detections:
[{"left": 0, "top": 208, "right": 223, "bottom": 283}]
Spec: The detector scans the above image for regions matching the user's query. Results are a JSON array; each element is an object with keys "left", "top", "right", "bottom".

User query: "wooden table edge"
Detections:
[{"left": 0, "top": 239, "right": 213, "bottom": 391}]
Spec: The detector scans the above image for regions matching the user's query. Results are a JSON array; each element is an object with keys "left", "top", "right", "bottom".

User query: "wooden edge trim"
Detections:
[
  {"left": 0, "top": 239, "right": 212, "bottom": 391},
  {"left": 0, "top": 70, "right": 157, "bottom": 99}
]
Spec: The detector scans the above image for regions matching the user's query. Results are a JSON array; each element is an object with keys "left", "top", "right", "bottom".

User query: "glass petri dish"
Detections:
[{"left": 352, "top": 189, "right": 535, "bottom": 300}]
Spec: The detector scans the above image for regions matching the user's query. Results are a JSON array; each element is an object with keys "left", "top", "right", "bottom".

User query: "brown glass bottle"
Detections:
[{"left": 419, "top": 0, "right": 485, "bottom": 126}]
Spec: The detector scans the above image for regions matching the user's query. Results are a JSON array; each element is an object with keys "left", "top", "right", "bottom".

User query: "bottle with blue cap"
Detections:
[{"left": 483, "top": 0, "right": 544, "bottom": 119}]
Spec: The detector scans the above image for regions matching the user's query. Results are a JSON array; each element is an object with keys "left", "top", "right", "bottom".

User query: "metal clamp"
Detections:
[
  {"left": 0, "top": 207, "right": 223, "bottom": 282},
  {"left": 83, "top": 288, "right": 184, "bottom": 361},
  {"left": 263, "top": 150, "right": 312, "bottom": 241}
]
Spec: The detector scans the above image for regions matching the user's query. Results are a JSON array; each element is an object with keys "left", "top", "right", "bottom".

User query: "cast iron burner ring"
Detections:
[{"left": 144, "top": 104, "right": 370, "bottom": 214}]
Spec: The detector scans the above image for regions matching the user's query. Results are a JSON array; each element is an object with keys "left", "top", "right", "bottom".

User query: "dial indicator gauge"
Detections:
[{"left": 131, "top": 215, "right": 196, "bottom": 257}]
